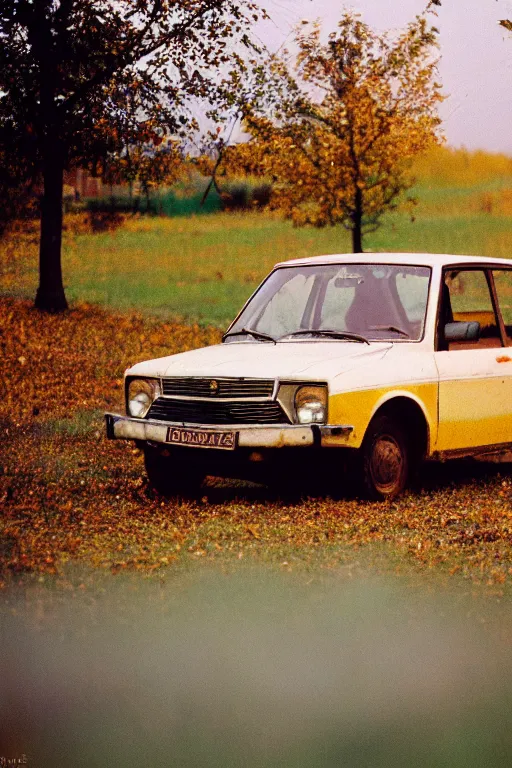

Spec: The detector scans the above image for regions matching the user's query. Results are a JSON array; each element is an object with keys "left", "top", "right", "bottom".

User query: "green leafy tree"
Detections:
[
  {"left": 223, "top": 11, "right": 442, "bottom": 252},
  {"left": 0, "top": 0, "right": 262, "bottom": 310}
]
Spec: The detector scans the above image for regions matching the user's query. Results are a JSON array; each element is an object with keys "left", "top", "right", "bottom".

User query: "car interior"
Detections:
[{"left": 438, "top": 268, "right": 508, "bottom": 350}]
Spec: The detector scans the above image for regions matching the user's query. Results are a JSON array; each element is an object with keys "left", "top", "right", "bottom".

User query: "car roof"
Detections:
[{"left": 274, "top": 252, "right": 512, "bottom": 269}]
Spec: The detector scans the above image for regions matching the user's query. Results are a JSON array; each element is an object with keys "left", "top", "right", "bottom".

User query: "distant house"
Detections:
[{"left": 64, "top": 168, "right": 104, "bottom": 199}]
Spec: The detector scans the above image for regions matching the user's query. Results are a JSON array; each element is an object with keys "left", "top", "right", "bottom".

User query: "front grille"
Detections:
[
  {"left": 147, "top": 398, "right": 289, "bottom": 425},
  {"left": 161, "top": 377, "right": 274, "bottom": 399}
]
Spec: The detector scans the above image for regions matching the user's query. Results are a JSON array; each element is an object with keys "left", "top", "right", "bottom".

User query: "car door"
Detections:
[
  {"left": 491, "top": 266, "right": 512, "bottom": 441},
  {"left": 435, "top": 266, "right": 512, "bottom": 452}
]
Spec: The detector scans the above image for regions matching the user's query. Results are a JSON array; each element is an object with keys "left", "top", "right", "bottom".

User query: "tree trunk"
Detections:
[
  {"left": 35, "top": 148, "right": 68, "bottom": 312},
  {"left": 351, "top": 224, "right": 363, "bottom": 253},
  {"left": 351, "top": 188, "right": 363, "bottom": 253}
]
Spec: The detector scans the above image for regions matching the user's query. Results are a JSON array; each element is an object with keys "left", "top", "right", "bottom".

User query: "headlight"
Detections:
[
  {"left": 295, "top": 385, "right": 327, "bottom": 424},
  {"left": 127, "top": 378, "right": 161, "bottom": 419}
]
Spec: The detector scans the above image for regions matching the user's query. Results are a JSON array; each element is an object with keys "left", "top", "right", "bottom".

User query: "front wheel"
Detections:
[
  {"left": 144, "top": 445, "right": 205, "bottom": 498},
  {"left": 359, "top": 414, "right": 410, "bottom": 500}
]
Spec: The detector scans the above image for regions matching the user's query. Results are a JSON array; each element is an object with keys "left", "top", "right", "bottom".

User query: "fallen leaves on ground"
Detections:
[{"left": 1, "top": 296, "right": 512, "bottom": 590}]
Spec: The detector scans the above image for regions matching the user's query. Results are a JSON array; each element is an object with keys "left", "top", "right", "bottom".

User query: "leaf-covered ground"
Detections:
[{"left": 1, "top": 296, "right": 512, "bottom": 592}]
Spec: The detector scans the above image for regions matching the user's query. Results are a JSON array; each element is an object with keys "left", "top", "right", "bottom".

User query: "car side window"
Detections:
[
  {"left": 493, "top": 270, "right": 512, "bottom": 345},
  {"left": 441, "top": 269, "right": 501, "bottom": 350}
]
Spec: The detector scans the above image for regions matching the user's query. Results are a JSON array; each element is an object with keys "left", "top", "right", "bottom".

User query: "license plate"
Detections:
[{"left": 166, "top": 426, "right": 237, "bottom": 450}]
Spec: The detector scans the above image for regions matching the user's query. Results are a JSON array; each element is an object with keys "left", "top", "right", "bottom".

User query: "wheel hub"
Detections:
[{"left": 370, "top": 435, "right": 403, "bottom": 490}]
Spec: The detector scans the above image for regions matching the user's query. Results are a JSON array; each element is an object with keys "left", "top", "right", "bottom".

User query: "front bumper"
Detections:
[{"left": 104, "top": 413, "right": 353, "bottom": 449}]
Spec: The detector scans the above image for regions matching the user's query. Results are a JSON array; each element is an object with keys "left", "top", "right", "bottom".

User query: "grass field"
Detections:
[
  {"left": 2, "top": 149, "right": 512, "bottom": 764},
  {"left": 2, "top": 148, "right": 512, "bottom": 326}
]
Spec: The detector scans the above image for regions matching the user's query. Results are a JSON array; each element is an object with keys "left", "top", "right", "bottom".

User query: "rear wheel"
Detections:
[
  {"left": 359, "top": 414, "right": 410, "bottom": 500},
  {"left": 144, "top": 445, "right": 205, "bottom": 498}
]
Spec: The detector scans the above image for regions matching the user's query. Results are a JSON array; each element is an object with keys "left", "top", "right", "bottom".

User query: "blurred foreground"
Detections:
[{"left": 1, "top": 569, "right": 512, "bottom": 767}]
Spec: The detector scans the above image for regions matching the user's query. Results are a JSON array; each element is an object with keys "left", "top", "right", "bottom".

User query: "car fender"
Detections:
[{"left": 327, "top": 381, "right": 438, "bottom": 451}]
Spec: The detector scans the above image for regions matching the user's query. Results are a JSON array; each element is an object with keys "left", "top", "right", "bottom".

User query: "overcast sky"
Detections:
[{"left": 257, "top": 0, "right": 512, "bottom": 154}]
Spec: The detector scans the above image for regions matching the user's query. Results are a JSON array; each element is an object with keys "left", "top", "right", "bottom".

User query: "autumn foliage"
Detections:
[{"left": 221, "top": 11, "right": 442, "bottom": 252}]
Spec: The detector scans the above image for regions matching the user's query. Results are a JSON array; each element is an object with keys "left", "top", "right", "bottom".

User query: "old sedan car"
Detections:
[{"left": 105, "top": 253, "right": 512, "bottom": 499}]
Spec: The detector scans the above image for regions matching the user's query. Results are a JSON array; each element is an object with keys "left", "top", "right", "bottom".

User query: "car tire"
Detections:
[
  {"left": 144, "top": 445, "right": 205, "bottom": 498},
  {"left": 359, "top": 414, "right": 410, "bottom": 500}
]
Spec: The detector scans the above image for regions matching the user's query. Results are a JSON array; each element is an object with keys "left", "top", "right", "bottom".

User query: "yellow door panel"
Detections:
[{"left": 435, "top": 349, "right": 512, "bottom": 450}]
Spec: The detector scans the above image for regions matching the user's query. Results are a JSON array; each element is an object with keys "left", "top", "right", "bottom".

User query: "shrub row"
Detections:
[{"left": 78, "top": 179, "right": 273, "bottom": 217}]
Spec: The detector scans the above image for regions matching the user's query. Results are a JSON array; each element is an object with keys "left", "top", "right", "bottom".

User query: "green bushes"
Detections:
[
  {"left": 81, "top": 178, "right": 273, "bottom": 218},
  {"left": 84, "top": 189, "right": 223, "bottom": 217},
  {"left": 218, "top": 178, "right": 272, "bottom": 211}
]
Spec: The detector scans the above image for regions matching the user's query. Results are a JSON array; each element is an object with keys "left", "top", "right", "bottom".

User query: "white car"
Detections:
[{"left": 105, "top": 253, "right": 512, "bottom": 499}]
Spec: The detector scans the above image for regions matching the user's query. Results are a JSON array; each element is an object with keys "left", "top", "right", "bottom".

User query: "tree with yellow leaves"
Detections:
[{"left": 224, "top": 11, "right": 443, "bottom": 252}]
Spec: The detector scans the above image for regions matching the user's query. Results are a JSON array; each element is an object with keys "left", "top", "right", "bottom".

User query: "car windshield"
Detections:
[{"left": 225, "top": 263, "right": 431, "bottom": 343}]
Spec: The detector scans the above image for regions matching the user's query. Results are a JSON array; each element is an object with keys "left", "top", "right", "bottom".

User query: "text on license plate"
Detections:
[{"left": 167, "top": 427, "right": 237, "bottom": 450}]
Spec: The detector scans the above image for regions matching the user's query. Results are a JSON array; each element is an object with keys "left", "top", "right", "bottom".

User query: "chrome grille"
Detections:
[
  {"left": 161, "top": 377, "right": 274, "bottom": 399},
  {"left": 147, "top": 398, "right": 288, "bottom": 425}
]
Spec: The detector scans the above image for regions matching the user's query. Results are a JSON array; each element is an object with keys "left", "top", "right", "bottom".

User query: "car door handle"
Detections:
[{"left": 496, "top": 355, "right": 512, "bottom": 363}]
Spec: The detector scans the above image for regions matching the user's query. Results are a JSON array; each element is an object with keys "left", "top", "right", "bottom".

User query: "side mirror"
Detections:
[{"left": 444, "top": 321, "right": 481, "bottom": 342}]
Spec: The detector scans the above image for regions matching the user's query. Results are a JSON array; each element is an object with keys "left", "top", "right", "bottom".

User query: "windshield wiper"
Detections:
[
  {"left": 222, "top": 327, "right": 276, "bottom": 344},
  {"left": 368, "top": 325, "right": 410, "bottom": 338},
  {"left": 283, "top": 329, "right": 370, "bottom": 345}
]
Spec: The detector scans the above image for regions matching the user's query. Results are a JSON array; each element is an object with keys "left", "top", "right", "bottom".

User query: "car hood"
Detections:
[{"left": 128, "top": 340, "right": 393, "bottom": 382}]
